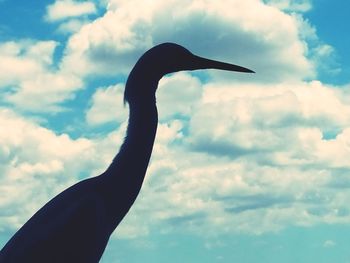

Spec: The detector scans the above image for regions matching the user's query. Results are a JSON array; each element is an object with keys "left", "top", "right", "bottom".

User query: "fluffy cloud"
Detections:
[
  {"left": 3, "top": 0, "right": 350, "bottom": 242},
  {"left": 189, "top": 81, "right": 350, "bottom": 158},
  {"left": 110, "top": 79, "right": 350, "bottom": 237},
  {"left": 53, "top": 0, "right": 350, "bottom": 238},
  {"left": 44, "top": 0, "right": 99, "bottom": 35},
  {"left": 85, "top": 84, "right": 127, "bottom": 126},
  {"left": 0, "top": 41, "right": 56, "bottom": 87},
  {"left": 4, "top": 80, "right": 350, "bottom": 238},
  {"left": 56, "top": 18, "right": 92, "bottom": 34},
  {"left": 0, "top": 40, "right": 83, "bottom": 111},
  {"left": 1, "top": 0, "right": 322, "bottom": 113},
  {"left": 157, "top": 73, "right": 203, "bottom": 121},
  {"left": 45, "top": 0, "right": 97, "bottom": 22},
  {"left": 60, "top": 0, "right": 316, "bottom": 83},
  {"left": 86, "top": 73, "right": 203, "bottom": 126},
  {"left": 0, "top": 108, "right": 126, "bottom": 232}
]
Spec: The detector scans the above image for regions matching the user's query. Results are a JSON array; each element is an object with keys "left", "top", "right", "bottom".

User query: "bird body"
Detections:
[{"left": 0, "top": 43, "right": 253, "bottom": 262}]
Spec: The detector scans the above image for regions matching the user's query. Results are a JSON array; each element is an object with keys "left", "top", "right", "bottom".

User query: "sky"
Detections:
[{"left": 0, "top": 0, "right": 350, "bottom": 262}]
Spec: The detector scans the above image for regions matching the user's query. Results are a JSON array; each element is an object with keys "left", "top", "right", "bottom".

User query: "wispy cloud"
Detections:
[
  {"left": 45, "top": 0, "right": 97, "bottom": 22},
  {"left": 264, "top": 0, "right": 312, "bottom": 12},
  {"left": 323, "top": 240, "right": 336, "bottom": 248}
]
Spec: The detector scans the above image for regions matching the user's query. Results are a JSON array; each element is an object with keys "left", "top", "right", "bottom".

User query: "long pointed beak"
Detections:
[{"left": 191, "top": 55, "right": 255, "bottom": 73}]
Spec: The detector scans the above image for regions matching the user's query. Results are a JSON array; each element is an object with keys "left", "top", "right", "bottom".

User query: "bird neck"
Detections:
[
  {"left": 105, "top": 80, "right": 158, "bottom": 186},
  {"left": 119, "top": 97, "right": 158, "bottom": 171},
  {"left": 97, "top": 78, "right": 158, "bottom": 230}
]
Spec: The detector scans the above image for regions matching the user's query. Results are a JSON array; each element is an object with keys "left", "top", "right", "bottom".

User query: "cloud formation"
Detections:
[
  {"left": 0, "top": 108, "right": 106, "bottom": 230},
  {"left": 2, "top": 0, "right": 350, "bottom": 241},
  {"left": 68, "top": 0, "right": 350, "bottom": 237},
  {"left": 61, "top": 0, "right": 317, "bottom": 83},
  {"left": 265, "top": 0, "right": 312, "bottom": 12},
  {"left": 112, "top": 80, "right": 350, "bottom": 237},
  {"left": 0, "top": 40, "right": 83, "bottom": 112},
  {"left": 45, "top": 0, "right": 97, "bottom": 22},
  {"left": 323, "top": 240, "right": 336, "bottom": 248},
  {"left": 85, "top": 84, "right": 127, "bottom": 126}
]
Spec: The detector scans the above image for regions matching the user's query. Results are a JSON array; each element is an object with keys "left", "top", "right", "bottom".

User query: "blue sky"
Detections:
[{"left": 1, "top": 0, "right": 350, "bottom": 262}]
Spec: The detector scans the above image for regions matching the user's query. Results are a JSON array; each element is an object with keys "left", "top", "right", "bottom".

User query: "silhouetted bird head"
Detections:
[
  {"left": 125, "top": 42, "right": 254, "bottom": 104},
  {"left": 136, "top": 42, "right": 254, "bottom": 78}
]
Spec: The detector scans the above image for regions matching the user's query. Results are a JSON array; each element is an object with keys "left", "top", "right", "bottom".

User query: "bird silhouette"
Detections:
[{"left": 0, "top": 43, "right": 254, "bottom": 262}]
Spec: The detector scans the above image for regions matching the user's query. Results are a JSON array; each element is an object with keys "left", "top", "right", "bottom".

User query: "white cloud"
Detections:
[
  {"left": 189, "top": 81, "right": 350, "bottom": 166},
  {"left": 57, "top": 18, "right": 92, "bottom": 34},
  {"left": 48, "top": 0, "right": 350, "bottom": 238},
  {"left": 45, "top": 0, "right": 97, "bottom": 22},
  {"left": 85, "top": 84, "right": 127, "bottom": 126},
  {"left": 0, "top": 40, "right": 83, "bottom": 112},
  {"left": 5, "top": 72, "right": 83, "bottom": 112},
  {"left": 108, "top": 79, "right": 350, "bottom": 237},
  {"left": 4, "top": 0, "right": 350, "bottom": 241},
  {"left": 0, "top": 108, "right": 109, "bottom": 230},
  {"left": 60, "top": 0, "right": 316, "bottom": 82},
  {"left": 157, "top": 73, "right": 203, "bottom": 121},
  {"left": 85, "top": 72, "right": 202, "bottom": 126},
  {"left": 4, "top": 79, "right": 350, "bottom": 238},
  {"left": 293, "top": 15, "right": 341, "bottom": 77},
  {"left": 0, "top": 41, "right": 56, "bottom": 87}
]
